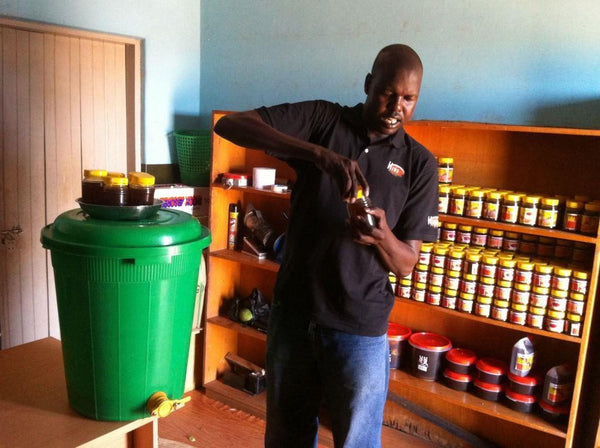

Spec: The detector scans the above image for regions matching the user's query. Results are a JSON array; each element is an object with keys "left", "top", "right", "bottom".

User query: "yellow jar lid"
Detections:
[
  {"left": 107, "top": 171, "right": 126, "bottom": 178},
  {"left": 469, "top": 189, "right": 485, "bottom": 198},
  {"left": 523, "top": 195, "right": 541, "bottom": 204},
  {"left": 442, "top": 222, "right": 457, "bottom": 229},
  {"left": 529, "top": 306, "right": 546, "bottom": 316},
  {"left": 511, "top": 303, "right": 528, "bottom": 312},
  {"left": 505, "top": 194, "right": 522, "bottom": 202},
  {"left": 486, "top": 191, "right": 503, "bottom": 200},
  {"left": 414, "top": 282, "right": 426, "bottom": 289},
  {"left": 517, "top": 261, "right": 534, "bottom": 270},
  {"left": 446, "top": 269, "right": 461, "bottom": 278},
  {"left": 438, "top": 157, "right": 454, "bottom": 164},
  {"left": 431, "top": 266, "right": 444, "bottom": 274},
  {"left": 460, "top": 292, "right": 474, "bottom": 300},
  {"left": 505, "top": 232, "right": 520, "bottom": 239},
  {"left": 452, "top": 187, "right": 467, "bottom": 195},
  {"left": 541, "top": 197, "right": 560, "bottom": 206},
  {"left": 532, "top": 286, "right": 550, "bottom": 295},
  {"left": 566, "top": 200, "right": 583, "bottom": 209},
  {"left": 572, "top": 270, "right": 589, "bottom": 280},
  {"left": 534, "top": 263, "right": 554, "bottom": 274},
  {"left": 466, "top": 253, "right": 482, "bottom": 262},
  {"left": 567, "top": 312, "right": 582, "bottom": 322},
  {"left": 415, "top": 264, "right": 429, "bottom": 271},
  {"left": 553, "top": 267, "right": 572, "bottom": 277},
  {"left": 444, "top": 288, "right": 458, "bottom": 296},
  {"left": 421, "top": 242, "right": 434, "bottom": 251},
  {"left": 434, "top": 246, "right": 449, "bottom": 255},
  {"left": 462, "top": 273, "right": 478, "bottom": 282},
  {"left": 584, "top": 202, "right": 600, "bottom": 212},
  {"left": 480, "top": 276, "right": 495, "bottom": 285},
  {"left": 551, "top": 289, "right": 568, "bottom": 298},
  {"left": 84, "top": 169, "right": 108, "bottom": 178},
  {"left": 493, "top": 299, "right": 510, "bottom": 308},
  {"left": 458, "top": 225, "right": 472, "bottom": 231},
  {"left": 499, "top": 258, "right": 517, "bottom": 268},
  {"left": 477, "top": 296, "right": 493, "bottom": 305},
  {"left": 474, "top": 227, "right": 488, "bottom": 234},
  {"left": 103, "top": 175, "right": 129, "bottom": 187},
  {"left": 482, "top": 255, "right": 498, "bottom": 265},
  {"left": 449, "top": 249, "right": 465, "bottom": 258},
  {"left": 428, "top": 285, "right": 442, "bottom": 292},
  {"left": 569, "top": 292, "right": 585, "bottom": 301},
  {"left": 514, "top": 283, "right": 531, "bottom": 292},
  {"left": 128, "top": 171, "right": 156, "bottom": 186},
  {"left": 439, "top": 184, "right": 451, "bottom": 193},
  {"left": 547, "top": 309, "right": 566, "bottom": 319},
  {"left": 496, "top": 280, "right": 512, "bottom": 288}
]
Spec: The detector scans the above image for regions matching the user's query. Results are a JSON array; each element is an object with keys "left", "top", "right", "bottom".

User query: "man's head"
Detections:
[{"left": 362, "top": 44, "right": 423, "bottom": 140}]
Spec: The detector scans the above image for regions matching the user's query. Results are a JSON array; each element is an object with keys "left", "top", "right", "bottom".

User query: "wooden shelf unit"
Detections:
[{"left": 203, "top": 113, "right": 600, "bottom": 447}]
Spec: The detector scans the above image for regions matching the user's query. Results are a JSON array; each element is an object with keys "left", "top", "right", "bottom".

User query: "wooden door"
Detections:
[{"left": 0, "top": 18, "right": 141, "bottom": 349}]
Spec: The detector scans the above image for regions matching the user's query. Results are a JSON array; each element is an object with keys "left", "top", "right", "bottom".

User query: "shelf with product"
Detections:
[{"left": 203, "top": 112, "right": 600, "bottom": 447}]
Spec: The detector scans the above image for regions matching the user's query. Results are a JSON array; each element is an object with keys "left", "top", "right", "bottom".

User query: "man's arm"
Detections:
[{"left": 214, "top": 110, "right": 369, "bottom": 200}]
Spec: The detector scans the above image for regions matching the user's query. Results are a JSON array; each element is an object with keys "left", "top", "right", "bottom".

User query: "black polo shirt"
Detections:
[{"left": 256, "top": 100, "right": 438, "bottom": 336}]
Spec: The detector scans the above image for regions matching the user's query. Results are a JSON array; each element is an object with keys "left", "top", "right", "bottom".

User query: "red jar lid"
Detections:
[
  {"left": 539, "top": 399, "right": 570, "bottom": 415},
  {"left": 446, "top": 347, "right": 477, "bottom": 366},
  {"left": 505, "top": 388, "right": 536, "bottom": 403},
  {"left": 508, "top": 372, "right": 541, "bottom": 386},
  {"left": 409, "top": 332, "right": 452, "bottom": 352},
  {"left": 443, "top": 368, "right": 473, "bottom": 383},
  {"left": 387, "top": 322, "right": 412, "bottom": 340},
  {"left": 476, "top": 357, "right": 508, "bottom": 375},
  {"left": 474, "top": 379, "right": 503, "bottom": 392}
]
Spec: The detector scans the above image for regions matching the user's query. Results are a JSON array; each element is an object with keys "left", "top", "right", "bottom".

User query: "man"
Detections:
[{"left": 214, "top": 44, "right": 439, "bottom": 448}]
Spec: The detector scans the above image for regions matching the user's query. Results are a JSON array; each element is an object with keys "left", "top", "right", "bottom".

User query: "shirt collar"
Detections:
[{"left": 343, "top": 103, "right": 406, "bottom": 149}]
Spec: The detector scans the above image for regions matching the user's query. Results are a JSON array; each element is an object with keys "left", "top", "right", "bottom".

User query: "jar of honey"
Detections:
[
  {"left": 500, "top": 194, "right": 522, "bottom": 224},
  {"left": 449, "top": 187, "right": 467, "bottom": 216},
  {"left": 580, "top": 202, "right": 600, "bottom": 235},
  {"left": 438, "top": 157, "right": 454, "bottom": 184},
  {"left": 439, "top": 184, "right": 451, "bottom": 214},
  {"left": 518, "top": 196, "right": 541, "bottom": 226},
  {"left": 81, "top": 169, "right": 108, "bottom": 204},
  {"left": 102, "top": 175, "right": 129, "bottom": 206},
  {"left": 537, "top": 197, "right": 560, "bottom": 229},
  {"left": 128, "top": 172, "right": 156, "bottom": 205},
  {"left": 465, "top": 189, "right": 484, "bottom": 219},
  {"left": 562, "top": 200, "right": 583, "bottom": 232},
  {"left": 483, "top": 191, "right": 503, "bottom": 221}
]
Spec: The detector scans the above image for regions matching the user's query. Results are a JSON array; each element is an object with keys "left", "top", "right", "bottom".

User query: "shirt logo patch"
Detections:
[{"left": 387, "top": 161, "right": 405, "bottom": 177}]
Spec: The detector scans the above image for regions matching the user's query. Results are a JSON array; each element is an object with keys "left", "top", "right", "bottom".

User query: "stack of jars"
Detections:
[
  {"left": 396, "top": 239, "right": 589, "bottom": 338},
  {"left": 81, "top": 169, "right": 156, "bottom": 206},
  {"left": 438, "top": 184, "right": 600, "bottom": 237}
]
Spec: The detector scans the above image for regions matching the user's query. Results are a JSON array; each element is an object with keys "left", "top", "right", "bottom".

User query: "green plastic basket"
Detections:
[{"left": 174, "top": 130, "right": 211, "bottom": 186}]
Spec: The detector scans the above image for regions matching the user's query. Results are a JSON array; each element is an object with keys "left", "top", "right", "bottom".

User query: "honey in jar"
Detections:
[
  {"left": 82, "top": 169, "right": 107, "bottom": 204},
  {"left": 128, "top": 172, "right": 156, "bottom": 206}
]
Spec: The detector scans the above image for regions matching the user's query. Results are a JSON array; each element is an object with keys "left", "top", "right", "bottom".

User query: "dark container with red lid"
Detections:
[
  {"left": 443, "top": 368, "right": 472, "bottom": 391},
  {"left": 476, "top": 357, "right": 508, "bottom": 385},
  {"left": 387, "top": 322, "right": 412, "bottom": 369},
  {"left": 505, "top": 388, "right": 536, "bottom": 413},
  {"left": 473, "top": 379, "right": 504, "bottom": 402},
  {"left": 409, "top": 332, "right": 452, "bottom": 381},
  {"left": 445, "top": 347, "right": 477, "bottom": 374},
  {"left": 508, "top": 372, "right": 541, "bottom": 396},
  {"left": 539, "top": 399, "right": 570, "bottom": 423}
]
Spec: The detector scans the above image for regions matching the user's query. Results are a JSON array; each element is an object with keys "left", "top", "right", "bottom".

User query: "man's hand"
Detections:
[{"left": 315, "top": 148, "right": 369, "bottom": 201}]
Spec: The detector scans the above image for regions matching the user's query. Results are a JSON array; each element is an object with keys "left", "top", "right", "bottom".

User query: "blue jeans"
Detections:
[{"left": 265, "top": 303, "right": 389, "bottom": 448}]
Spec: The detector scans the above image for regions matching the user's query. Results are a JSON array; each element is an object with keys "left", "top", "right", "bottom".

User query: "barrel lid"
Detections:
[
  {"left": 41, "top": 208, "right": 210, "bottom": 256},
  {"left": 409, "top": 332, "right": 452, "bottom": 352},
  {"left": 387, "top": 323, "right": 411, "bottom": 340},
  {"left": 505, "top": 388, "right": 536, "bottom": 403},
  {"left": 474, "top": 379, "right": 503, "bottom": 392},
  {"left": 508, "top": 372, "right": 541, "bottom": 386},
  {"left": 476, "top": 357, "right": 508, "bottom": 375},
  {"left": 446, "top": 348, "right": 477, "bottom": 366},
  {"left": 443, "top": 368, "right": 472, "bottom": 382}
]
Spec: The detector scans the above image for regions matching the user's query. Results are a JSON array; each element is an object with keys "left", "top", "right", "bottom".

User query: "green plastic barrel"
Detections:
[{"left": 41, "top": 208, "right": 211, "bottom": 421}]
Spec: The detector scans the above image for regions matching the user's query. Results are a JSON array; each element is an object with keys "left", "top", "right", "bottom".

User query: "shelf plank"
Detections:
[
  {"left": 207, "top": 316, "right": 268, "bottom": 342},
  {"left": 439, "top": 214, "right": 598, "bottom": 244},
  {"left": 395, "top": 297, "right": 582, "bottom": 344},
  {"left": 212, "top": 182, "right": 292, "bottom": 199},
  {"left": 205, "top": 380, "right": 267, "bottom": 419},
  {"left": 406, "top": 120, "right": 600, "bottom": 137},
  {"left": 209, "top": 249, "right": 281, "bottom": 273},
  {"left": 388, "top": 369, "right": 567, "bottom": 439}
]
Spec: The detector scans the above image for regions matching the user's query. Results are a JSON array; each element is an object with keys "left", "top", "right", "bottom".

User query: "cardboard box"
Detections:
[{"left": 155, "top": 184, "right": 209, "bottom": 223}]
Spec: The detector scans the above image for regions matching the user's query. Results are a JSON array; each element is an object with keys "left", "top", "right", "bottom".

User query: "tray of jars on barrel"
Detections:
[{"left": 78, "top": 170, "right": 163, "bottom": 220}]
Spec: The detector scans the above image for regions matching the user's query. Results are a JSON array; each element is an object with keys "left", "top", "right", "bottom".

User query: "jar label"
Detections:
[
  {"left": 450, "top": 198, "right": 465, "bottom": 216},
  {"left": 564, "top": 213, "right": 581, "bottom": 232},
  {"left": 438, "top": 196, "right": 450, "bottom": 214},
  {"left": 438, "top": 167, "right": 453, "bottom": 183},
  {"left": 538, "top": 209, "right": 559, "bottom": 228}
]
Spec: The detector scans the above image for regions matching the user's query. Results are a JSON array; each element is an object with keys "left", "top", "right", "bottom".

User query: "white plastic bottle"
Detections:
[{"left": 510, "top": 336, "right": 535, "bottom": 377}]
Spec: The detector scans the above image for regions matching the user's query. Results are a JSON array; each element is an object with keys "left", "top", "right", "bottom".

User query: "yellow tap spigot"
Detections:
[{"left": 147, "top": 391, "right": 191, "bottom": 418}]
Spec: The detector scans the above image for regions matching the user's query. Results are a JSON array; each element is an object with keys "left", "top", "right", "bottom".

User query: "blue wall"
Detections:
[
  {"left": 201, "top": 1, "right": 600, "bottom": 131},
  {"left": 2, "top": 1, "right": 599, "bottom": 164}
]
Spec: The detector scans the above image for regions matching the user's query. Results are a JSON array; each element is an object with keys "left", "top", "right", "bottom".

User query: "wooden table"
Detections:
[{"left": 0, "top": 337, "right": 157, "bottom": 447}]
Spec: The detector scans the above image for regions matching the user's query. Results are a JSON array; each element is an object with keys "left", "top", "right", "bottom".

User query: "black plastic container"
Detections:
[
  {"left": 476, "top": 357, "right": 508, "bottom": 385},
  {"left": 388, "top": 322, "right": 412, "bottom": 369},
  {"left": 443, "top": 368, "right": 472, "bottom": 391},
  {"left": 508, "top": 372, "right": 541, "bottom": 396},
  {"left": 505, "top": 388, "right": 536, "bottom": 413},
  {"left": 445, "top": 347, "right": 477, "bottom": 374},
  {"left": 409, "top": 332, "right": 452, "bottom": 381},
  {"left": 474, "top": 379, "right": 504, "bottom": 402}
]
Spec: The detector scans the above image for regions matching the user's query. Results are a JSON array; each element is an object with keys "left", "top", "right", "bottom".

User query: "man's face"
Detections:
[{"left": 362, "top": 67, "right": 422, "bottom": 139}]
